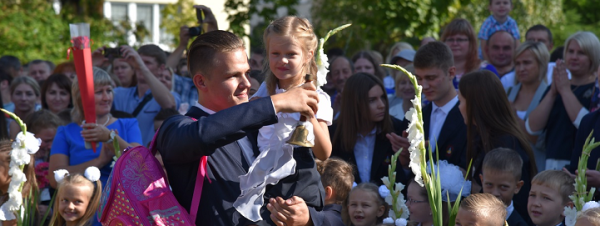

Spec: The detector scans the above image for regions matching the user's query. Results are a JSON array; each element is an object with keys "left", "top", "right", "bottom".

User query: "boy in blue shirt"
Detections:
[{"left": 479, "top": 0, "right": 520, "bottom": 60}]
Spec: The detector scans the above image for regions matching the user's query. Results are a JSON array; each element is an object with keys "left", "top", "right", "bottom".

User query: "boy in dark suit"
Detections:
[
  {"left": 480, "top": 148, "right": 528, "bottom": 226},
  {"left": 156, "top": 29, "right": 322, "bottom": 226},
  {"left": 411, "top": 42, "right": 468, "bottom": 168}
]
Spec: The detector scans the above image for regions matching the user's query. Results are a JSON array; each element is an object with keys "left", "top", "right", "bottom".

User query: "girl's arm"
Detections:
[{"left": 310, "top": 117, "right": 331, "bottom": 161}]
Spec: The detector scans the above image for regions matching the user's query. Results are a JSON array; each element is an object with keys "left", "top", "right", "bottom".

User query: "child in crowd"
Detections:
[
  {"left": 576, "top": 207, "right": 600, "bottom": 226},
  {"left": 480, "top": 148, "right": 528, "bottom": 226},
  {"left": 50, "top": 167, "right": 102, "bottom": 226},
  {"left": 478, "top": 0, "right": 520, "bottom": 60},
  {"left": 316, "top": 157, "right": 354, "bottom": 226},
  {"left": 527, "top": 170, "right": 575, "bottom": 226},
  {"left": 234, "top": 16, "right": 332, "bottom": 225},
  {"left": 406, "top": 160, "right": 471, "bottom": 226},
  {"left": 344, "top": 183, "right": 387, "bottom": 226},
  {"left": 455, "top": 193, "right": 507, "bottom": 226}
]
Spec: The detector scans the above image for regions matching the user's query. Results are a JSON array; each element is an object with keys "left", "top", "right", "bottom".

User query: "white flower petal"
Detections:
[
  {"left": 7, "top": 191, "right": 22, "bottom": 212},
  {"left": 395, "top": 218, "right": 407, "bottom": 226},
  {"left": 10, "top": 148, "right": 30, "bottom": 167},
  {"left": 383, "top": 217, "right": 394, "bottom": 224},
  {"left": 563, "top": 206, "right": 577, "bottom": 226},
  {"left": 385, "top": 195, "right": 393, "bottom": 205},
  {"left": 16, "top": 132, "right": 41, "bottom": 154}
]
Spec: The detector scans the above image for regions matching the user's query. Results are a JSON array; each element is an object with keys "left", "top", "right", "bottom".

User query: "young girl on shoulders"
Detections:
[
  {"left": 235, "top": 16, "right": 333, "bottom": 225},
  {"left": 50, "top": 167, "right": 102, "bottom": 226}
]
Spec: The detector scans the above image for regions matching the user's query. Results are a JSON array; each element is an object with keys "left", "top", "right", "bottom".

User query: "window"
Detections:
[
  {"left": 110, "top": 3, "right": 128, "bottom": 22},
  {"left": 137, "top": 4, "right": 153, "bottom": 43}
]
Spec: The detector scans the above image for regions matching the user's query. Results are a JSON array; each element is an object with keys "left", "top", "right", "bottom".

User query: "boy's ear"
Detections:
[
  {"left": 325, "top": 186, "right": 334, "bottom": 201},
  {"left": 193, "top": 73, "right": 208, "bottom": 91},
  {"left": 447, "top": 66, "right": 456, "bottom": 80},
  {"left": 479, "top": 173, "right": 484, "bottom": 182},
  {"left": 514, "top": 180, "right": 524, "bottom": 194}
]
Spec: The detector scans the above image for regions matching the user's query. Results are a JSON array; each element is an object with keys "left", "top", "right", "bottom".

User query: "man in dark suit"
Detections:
[
  {"left": 156, "top": 30, "right": 321, "bottom": 226},
  {"left": 391, "top": 42, "right": 467, "bottom": 169}
]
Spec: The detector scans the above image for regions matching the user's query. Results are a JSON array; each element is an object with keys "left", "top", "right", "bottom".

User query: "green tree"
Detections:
[
  {"left": 311, "top": 0, "right": 464, "bottom": 56},
  {"left": 161, "top": 0, "right": 198, "bottom": 48},
  {"left": 225, "top": 0, "right": 298, "bottom": 47}
]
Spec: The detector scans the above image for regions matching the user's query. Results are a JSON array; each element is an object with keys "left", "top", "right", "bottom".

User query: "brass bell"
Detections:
[
  {"left": 286, "top": 123, "right": 314, "bottom": 147},
  {"left": 286, "top": 74, "right": 315, "bottom": 148}
]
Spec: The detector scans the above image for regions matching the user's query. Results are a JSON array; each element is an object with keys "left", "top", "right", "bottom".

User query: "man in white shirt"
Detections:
[{"left": 408, "top": 42, "right": 468, "bottom": 168}]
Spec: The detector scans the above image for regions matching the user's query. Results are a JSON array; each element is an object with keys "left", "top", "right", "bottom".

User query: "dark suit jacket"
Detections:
[
  {"left": 322, "top": 204, "right": 344, "bottom": 226},
  {"left": 569, "top": 110, "right": 600, "bottom": 172},
  {"left": 506, "top": 210, "right": 528, "bottom": 226},
  {"left": 329, "top": 117, "right": 411, "bottom": 187},
  {"left": 421, "top": 102, "right": 468, "bottom": 169},
  {"left": 155, "top": 98, "right": 323, "bottom": 226}
]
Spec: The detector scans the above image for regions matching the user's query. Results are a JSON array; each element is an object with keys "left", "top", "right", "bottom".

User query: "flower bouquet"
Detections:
[
  {"left": 380, "top": 151, "right": 409, "bottom": 226},
  {"left": 563, "top": 131, "right": 600, "bottom": 226},
  {"left": 0, "top": 109, "right": 53, "bottom": 225}
]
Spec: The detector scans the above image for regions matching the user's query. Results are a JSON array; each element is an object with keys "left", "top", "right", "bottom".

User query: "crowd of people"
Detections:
[{"left": 1, "top": 0, "right": 600, "bottom": 225}]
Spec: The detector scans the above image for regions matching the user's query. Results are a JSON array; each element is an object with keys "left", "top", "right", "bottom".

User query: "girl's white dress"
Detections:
[{"left": 234, "top": 83, "right": 333, "bottom": 222}]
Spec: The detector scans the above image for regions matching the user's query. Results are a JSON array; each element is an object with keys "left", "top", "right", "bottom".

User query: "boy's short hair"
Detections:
[
  {"left": 532, "top": 170, "right": 575, "bottom": 204},
  {"left": 413, "top": 41, "right": 454, "bottom": 73},
  {"left": 460, "top": 193, "right": 507, "bottom": 225},
  {"left": 188, "top": 30, "right": 244, "bottom": 77},
  {"left": 25, "top": 109, "right": 63, "bottom": 133},
  {"left": 316, "top": 157, "right": 354, "bottom": 203},
  {"left": 482, "top": 147, "right": 523, "bottom": 181},
  {"left": 138, "top": 44, "right": 167, "bottom": 66}
]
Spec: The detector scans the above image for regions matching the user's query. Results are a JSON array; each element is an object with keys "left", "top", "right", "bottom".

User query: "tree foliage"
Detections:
[
  {"left": 311, "top": 0, "right": 463, "bottom": 56},
  {"left": 161, "top": 0, "right": 198, "bottom": 48},
  {"left": 225, "top": 0, "right": 298, "bottom": 49},
  {"left": 1, "top": 0, "right": 149, "bottom": 64}
]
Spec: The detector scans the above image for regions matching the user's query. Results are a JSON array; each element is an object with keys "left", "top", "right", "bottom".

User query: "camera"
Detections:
[
  {"left": 188, "top": 26, "right": 203, "bottom": 37},
  {"left": 104, "top": 48, "right": 122, "bottom": 59}
]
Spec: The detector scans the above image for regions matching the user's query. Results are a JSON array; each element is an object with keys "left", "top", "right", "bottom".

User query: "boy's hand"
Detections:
[{"left": 267, "top": 197, "right": 312, "bottom": 226}]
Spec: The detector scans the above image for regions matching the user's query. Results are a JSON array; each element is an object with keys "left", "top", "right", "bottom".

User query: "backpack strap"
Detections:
[{"left": 190, "top": 155, "right": 208, "bottom": 223}]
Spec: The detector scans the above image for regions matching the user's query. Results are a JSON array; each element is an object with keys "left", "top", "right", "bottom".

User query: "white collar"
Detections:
[
  {"left": 357, "top": 128, "right": 377, "bottom": 138},
  {"left": 506, "top": 201, "right": 514, "bottom": 220},
  {"left": 194, "top": 102, "right": 216, "bottom": 115},
  {"left": 432, "top": 95, "right": 458, "bottom": 115}
]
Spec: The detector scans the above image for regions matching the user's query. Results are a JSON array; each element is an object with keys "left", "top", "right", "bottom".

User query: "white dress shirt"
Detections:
[
  {"left": 195, "top": 102, "right": 255, "bottom": 164},
  {"left": 429, "top": 96, "right": 459, "bottom": 148},
  {"left": 506, "top": 201, "right": 514, "bottom": 220},
  {"left": 354, "top": 129, "right": 377, "bottom": 183}
]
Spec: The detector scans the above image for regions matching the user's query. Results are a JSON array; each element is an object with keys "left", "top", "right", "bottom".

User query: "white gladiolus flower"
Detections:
[
  {"left": 395, "top": 218, "right": 407, "bottom": 226},
  {"left": 383, "top": 217, "right": 394, "bottom": 224},
  {"left": 382, "top": 176, "right": 391, "bottom": 189},
  {"left": 15, "top": 132, "right": 41, "bottom": 154},
  {"left": 9, "top": 147, "right": 30, "bottom": 167},
  {"left": 0, "top": 202, "right": 16, "bottom": 220},
  {"left": 563, "top": 206, "right": 577, "bottom": 226},
  {"left": 7, "top": 191, "right": 22, "bottom": 212},
  {"left": 399, "top": 203, "right": 410, "bottom": 219},
  {"left": 385, "top": 195, "right": 393, "bottom": 205},
  {"left": 315, "top": 39, "right": 329, "bottom": 88}
]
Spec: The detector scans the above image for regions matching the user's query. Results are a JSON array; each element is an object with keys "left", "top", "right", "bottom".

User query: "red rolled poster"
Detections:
[{"left": 70, "top": 23, "right": 97, "bottom": 152}]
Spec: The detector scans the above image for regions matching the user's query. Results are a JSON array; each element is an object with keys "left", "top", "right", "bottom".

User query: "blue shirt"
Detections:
[
  {"left": 50, "top": 118, "right": 143, "bottom": 186},
  {"left": 478, "top": 15, "right": 520, "bottom": 40},
  {"left": 112, "top": 87, "right": 181, "bottom": 146},
  {"left": 173, "top": 74, "right": 198, "bottom": 107}
]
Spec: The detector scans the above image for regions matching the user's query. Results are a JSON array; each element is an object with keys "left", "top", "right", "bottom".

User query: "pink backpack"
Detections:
[{"left": 98, "top": 128, "right": 207, "bottom": 226}]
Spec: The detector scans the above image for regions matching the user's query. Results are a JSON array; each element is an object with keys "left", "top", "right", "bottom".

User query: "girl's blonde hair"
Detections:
[
  {"left": 342, "top": 182, "right": 387, "bottom": 226},
  {"left": 49, "top": 174, "right": 102, "bottom": 226},
  {"left": 577, "top": 207, "right": 600, "bottom": 226},
  {"left": 263, "top": 16, "right": 318, "bottom": 95}
]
